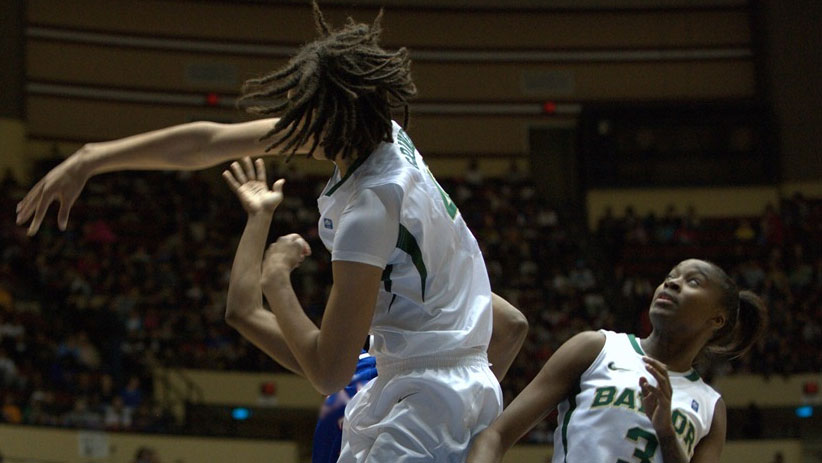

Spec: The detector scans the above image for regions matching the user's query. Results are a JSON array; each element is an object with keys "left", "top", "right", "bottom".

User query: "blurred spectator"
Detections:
[
  {"left": 2, "top": 395, "right": 23, "bottom": 424},
  {"left": 569, "top": 259, "right": 596, "bottom": 291},
  {"left": 2, "top": 165, "right": 821, "bottom": 441},
  {"left": 503, "top": 159, "right": 527, "bottom": 185},
  {"left": 133, "top": 446, "right": 161, "bottom": 463},
  {"left": 62, "top": 397, "right": 102, "bottom": 429},
  {"left": 104, "top": 396, "right": 133, "bottom": 430},
  {"left": 464, "top": 159, "right": 484, "bottom": 186},
  {"left": 655, "top": 205, "right": 679, "bottom": 243},
  {"left": 760, "top": 203, "right": 785, "bottom": 246},
  {"left": 121, "top": 376, "right": 144, "bottom": 409},
  {"left": 734, "top": 219, "right": 757, "bottom": 242},
  {"left": 0, "top": 348, "right": 18, "bottom": 388}
]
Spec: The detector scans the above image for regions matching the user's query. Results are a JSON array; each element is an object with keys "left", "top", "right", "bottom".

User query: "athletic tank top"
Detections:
[
  {"left": 316, "top": 121, "right": 493, "bottom": 363},
  {"left": 553, "top": 330, "right": 720, "bottom": 462}
]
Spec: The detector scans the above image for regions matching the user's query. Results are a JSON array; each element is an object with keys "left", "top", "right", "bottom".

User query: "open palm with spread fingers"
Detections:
[
  {"left": 223, "top": 157, "right": 284, "bottom": 215},
  {"left": 16, "top": 153, "right": 90, "bottom": 236}
]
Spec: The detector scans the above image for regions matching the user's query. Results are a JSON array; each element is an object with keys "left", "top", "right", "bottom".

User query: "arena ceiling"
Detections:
[{"left": 172, "top": 0, "right": 748, "bottom": 10}]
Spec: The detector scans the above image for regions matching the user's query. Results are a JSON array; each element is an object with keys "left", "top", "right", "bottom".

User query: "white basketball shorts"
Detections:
[{"left": 337, "top": 351, "right": 502, "bottom": 463}]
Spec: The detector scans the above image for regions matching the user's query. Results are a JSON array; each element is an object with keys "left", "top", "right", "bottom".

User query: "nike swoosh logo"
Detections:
[{"left": 608, "top": 361, "right": 632, "bottom": 372}]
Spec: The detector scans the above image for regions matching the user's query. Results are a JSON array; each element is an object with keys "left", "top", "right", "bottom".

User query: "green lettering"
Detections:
[
  {"left": 672, "top": 410, "right": 687, "bottom": 435},
  {"left": 397, "top": 129, "right": 418, "bottom": 168},
  {"left": 592, "top": 386, "right": 616, "bottom": 408},
  {"left": 613, "top": 388, "right": 636, "bottom": 410},
  {"left": 684, "top": 421, "right": 696, "bottom": 454},
  {"left": 426, "top": 167, "right": 458, "bottom": 219}
]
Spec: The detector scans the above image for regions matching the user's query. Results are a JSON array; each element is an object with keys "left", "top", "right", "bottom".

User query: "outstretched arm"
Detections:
[
  {"left": 17, "top": 118, "right": 280, "bottom": 235},
  {"left": 467, "top": 331, "right": 605, "bottom": 463},
  {"left": 488, "top": 292, "right": 528, "bottom": 381},
  {"left": 223, "top": 157, "right": 303, "bottom": 376}
]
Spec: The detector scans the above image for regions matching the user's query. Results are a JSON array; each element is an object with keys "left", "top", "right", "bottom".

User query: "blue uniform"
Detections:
[{"left": 312, "top": 352, "right": 378, "bottom": 463}]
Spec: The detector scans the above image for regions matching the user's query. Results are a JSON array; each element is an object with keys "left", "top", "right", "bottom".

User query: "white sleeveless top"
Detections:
[
  {"left": 316, "top": 121, "right": 493, "bottom": 364},
  {"left": 553, "top": 330, "right": 721, "bottom": 462}
]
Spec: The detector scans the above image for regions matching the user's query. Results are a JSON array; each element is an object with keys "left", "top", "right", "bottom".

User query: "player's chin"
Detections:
[
  {"left": 648, "top": 302, "right": 678, "bottom": 320},
  {"left": 650, "top": 297, "right": 678, "bottom": 312}
]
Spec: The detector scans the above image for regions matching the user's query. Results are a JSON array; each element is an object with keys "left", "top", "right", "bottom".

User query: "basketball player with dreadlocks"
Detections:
[
  {"left": 17, "top": 3, "right": 527, "bottom": 461},
  {"left": 223, "top": 157, "right": 525, "bottom": 463}
]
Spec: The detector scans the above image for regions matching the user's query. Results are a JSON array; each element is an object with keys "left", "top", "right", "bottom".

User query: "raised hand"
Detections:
[
  {"left": 16, "top": 150, "right": 91, "bottom": 236},
  {"left": 639, "top": 356, "right": 676, "bottom": 438},
  {"left": 222, "top": 157, "right": 284, "bottom": 215}
]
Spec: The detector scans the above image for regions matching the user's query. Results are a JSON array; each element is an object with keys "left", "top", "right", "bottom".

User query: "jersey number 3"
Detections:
[{"left": 616, "top": 427, "right": 658, "bottom": 463}]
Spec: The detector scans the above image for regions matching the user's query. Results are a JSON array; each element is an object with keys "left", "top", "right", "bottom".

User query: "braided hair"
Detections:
[{"left": 238, "top": 1, "right": 417, "bottom": 161}]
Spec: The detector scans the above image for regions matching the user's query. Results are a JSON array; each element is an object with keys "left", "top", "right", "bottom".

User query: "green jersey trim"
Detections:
[
  {"left": 323, "top": 154, "right": 368, "bottom": 197},
  {"left": 396, "top": 224, "right": 427, "bottom": 301},
  {"left": 629, "top": 334, "right": 699, "bottom": 380},
  {"left": 561, "top": 382, "right": 582, "bottom": 463},
  {"left": 628, "top": 334, "right": 645, "bottom": 356},
  {"left": 381, "top": 264, "right": 394, "bottom": 292}
]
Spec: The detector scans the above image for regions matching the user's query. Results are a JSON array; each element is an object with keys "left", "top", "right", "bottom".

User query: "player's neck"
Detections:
[
  {"left": 639, "top": 332, "right": 700, "bottom": 373},
  {"left": 334, "top": 154, "right": 356, "bottom": 177}
]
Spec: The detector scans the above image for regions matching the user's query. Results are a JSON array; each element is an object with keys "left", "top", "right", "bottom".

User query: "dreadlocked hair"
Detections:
[{"left": 238, "top": 1, "right": 417, "bottom": 161}]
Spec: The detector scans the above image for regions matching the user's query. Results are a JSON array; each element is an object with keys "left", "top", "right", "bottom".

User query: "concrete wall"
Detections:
[
  {"left": 160, "top": 368, "right": 822, "bottom": 410},
  {"left": 0, "top": 425, "right": 801, "bottom": 463},
  {"left": 503, "top": 439, "right": 802, "bottom": 463},
  {"left": 0, "top": 424, "right": 299, "bottom": 463},
  {"left": 756, "top": 0, "right": 822, "bottom": 182}
]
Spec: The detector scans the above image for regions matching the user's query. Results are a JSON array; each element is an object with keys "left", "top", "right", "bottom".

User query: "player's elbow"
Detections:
[
  {"left": 311, "top": 359, "right": 357, "bottom": 395},
  {"left": 510, "top": 310, "right": 529, "bottom": 343},
  {"left": 224, "top": 309, "right": 239, "bottom": 326},
  {"left": 314, "top": 382, "right": 342, "bottom": 396},
  {"left": 312, "top": 374, "right": 349, "bottom": 396},
  {"left": 184, "top": 121, "right": 226, "bottom": 168},
  {"left": 224, "top": 297, "right": 250, "bottom": 327},
  {"left": 494, "top": 307, "right": 529, "bottom": 346}
]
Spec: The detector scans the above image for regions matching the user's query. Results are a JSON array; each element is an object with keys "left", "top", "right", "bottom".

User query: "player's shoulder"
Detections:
[
  {"left": 570, "top": 330, "right": 607, "bottom": 350},
  {"left": 563, "top": 330, "right": 607, "bottom": 365},
  {"left": 683, "top": 371, "right": 722, "bottom": 399}
]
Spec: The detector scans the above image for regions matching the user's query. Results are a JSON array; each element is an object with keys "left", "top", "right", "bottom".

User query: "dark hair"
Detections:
[
  {"left": 706, "top": 262, "right": 769, "bottom": 358},
  {"left": 238, "top": 1, "right": 416, "bottom": 161}
]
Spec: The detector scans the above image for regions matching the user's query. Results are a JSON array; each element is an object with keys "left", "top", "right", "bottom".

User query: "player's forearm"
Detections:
[
  {"left": 476, "top": 363, "right": 566, "bottom": 455},
  {"left": 466, "top": 427, "right": 505, "bottom": 463},
  {"left": 226, "top": 213, "right": 274, "bottom": 321},
  {"left": 76, "top": 120, "right": 273, "bottom": 176},
  {"left": 658, "top": 432, "right": 689, "bottom": 463},
  {"left": 77, "top": 122, "right": 223, "bottom": 175},
  {"left": 226, "top": 214, "right": 305, "bottom": 375},
  {"left": 261, "top": 271, "right": 345, "bottom": 395}
]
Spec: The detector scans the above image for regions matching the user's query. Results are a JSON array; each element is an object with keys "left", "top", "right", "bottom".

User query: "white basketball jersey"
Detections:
[
  {"left": 316, "top": 122, "right": 493, "bottom": 363},
  {"left": 553, "top": 330, "right": 721, "bottom": 463}
]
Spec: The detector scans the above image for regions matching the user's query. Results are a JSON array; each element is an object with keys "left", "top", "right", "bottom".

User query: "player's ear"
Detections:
[{"left": 710, "top": 312, "right": 726, "bottom": 331}]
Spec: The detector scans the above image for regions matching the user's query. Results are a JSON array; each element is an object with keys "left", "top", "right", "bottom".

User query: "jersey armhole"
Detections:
[
  {"left": 579, "top": 330, "right": 609, "bottom": 379},
  {"left": 704, "top": 394, "right": 723, "bottom": 436}
]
